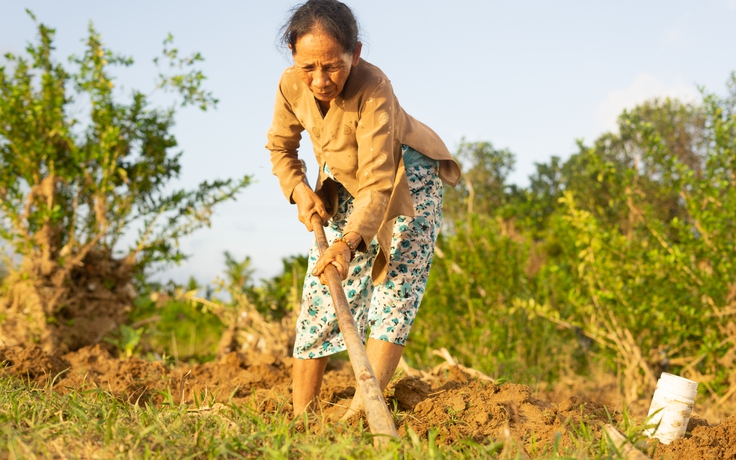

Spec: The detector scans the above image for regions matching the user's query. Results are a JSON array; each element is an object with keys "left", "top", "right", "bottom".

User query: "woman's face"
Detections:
[{"left": 292, "top": 29, "right": 361, "bottom": 103}]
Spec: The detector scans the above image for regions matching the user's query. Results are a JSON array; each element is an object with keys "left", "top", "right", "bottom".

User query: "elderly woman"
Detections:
[{"left": 266, "top": 0, "right": 460, "bottom": 416}]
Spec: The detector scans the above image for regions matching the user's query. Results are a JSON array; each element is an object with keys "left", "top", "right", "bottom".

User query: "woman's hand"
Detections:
[
  {"left": 312, "top": 241, "right": 352, "bottom": 284},
  {"left": 292, "top": 181, "right": 329, "bottom": 232}
]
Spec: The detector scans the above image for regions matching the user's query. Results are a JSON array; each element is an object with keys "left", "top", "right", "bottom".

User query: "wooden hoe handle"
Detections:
[
  {"left": 603, "top": 424, "right": 651, "bottom": 460},
  {"left": 310, "top": 213, "right": 399, "bottom": 443}
]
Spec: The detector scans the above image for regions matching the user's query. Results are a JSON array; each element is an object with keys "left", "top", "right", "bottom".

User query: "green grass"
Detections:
[
  {"left": 126, "top": 297, "right": 223, "bottom": 363},
  {"left": 0, "top": 374, "right": 646, "bottom": 459}
]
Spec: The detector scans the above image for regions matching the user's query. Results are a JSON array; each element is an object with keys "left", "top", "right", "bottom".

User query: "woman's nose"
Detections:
[{"left": 312, "top": 69, "right": 329, "bottom": 89}]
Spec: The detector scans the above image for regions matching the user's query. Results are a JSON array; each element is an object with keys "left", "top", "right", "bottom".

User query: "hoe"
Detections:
[{"left": 301, "top": 160, "right": 399, "bottom": 446}]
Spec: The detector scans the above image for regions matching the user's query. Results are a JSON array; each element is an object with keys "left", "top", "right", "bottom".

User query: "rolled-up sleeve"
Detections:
[{"left": 266, "top": 72, "right": 306, "bottom": 203}]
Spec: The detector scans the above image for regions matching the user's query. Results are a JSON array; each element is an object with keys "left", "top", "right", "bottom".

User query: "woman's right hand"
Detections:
[{"left": 292, "top": 181, "right": 329, "bottom": 232}]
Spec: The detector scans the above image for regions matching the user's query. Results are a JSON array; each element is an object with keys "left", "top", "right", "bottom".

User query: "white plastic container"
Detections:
[{"left": 644, "top": 373, "right": 698, "bottom": 444}]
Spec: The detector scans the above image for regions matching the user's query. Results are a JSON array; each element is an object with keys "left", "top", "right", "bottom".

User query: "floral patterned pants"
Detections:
[{"left": 293, "top": 146, "right": 444, "bottom": 359}]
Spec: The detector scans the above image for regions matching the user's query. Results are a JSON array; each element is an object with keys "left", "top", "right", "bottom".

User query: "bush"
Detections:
[
  {"left": 0, "top": 14, "right": 249, "bottom": 352},
  {"left": 415, "top": 77, "right": 736, "bottom": 400}
]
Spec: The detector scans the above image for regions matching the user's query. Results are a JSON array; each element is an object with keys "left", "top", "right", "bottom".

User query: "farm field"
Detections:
[
  {"left": 2, "top": 342, "right": 736, "bottom": 459},
  {"left": 3, "top": 13, "right": 736, "bottom": 460}
]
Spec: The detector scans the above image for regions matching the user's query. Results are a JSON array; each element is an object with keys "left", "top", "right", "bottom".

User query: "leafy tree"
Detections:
[
  {"left": 420, "top": 74, "right": 736, "bottom": 400},
  {"left": 526, "top": 75, "right": 736, "bottom": 399},
  {"left": 0, "top": 14, "right": 249, "bottom": 351},
  {"left": 504, "top": 156, "right": 565, "bottom": 237},
  {"left": 561, "top": 98, "right": 706, "bottom": 236},
  {"left": 443, "top": 140, "right": 515, "bottom": 223}
]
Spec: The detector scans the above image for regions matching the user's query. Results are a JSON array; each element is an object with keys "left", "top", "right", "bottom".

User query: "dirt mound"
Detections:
[
  {"left": 0, "top": 249, "right": 135, "bottom": 353},
  {"left": 650, "top": 416, "right": 736, "bottom": 460},
  {"left": 396, "top": 380, "right": 611, "bottom": 449},
  {"left": 0, "top": 344, "right": 70, "bottom": 383},
  {"left": 48, "top": 344, "right": 294, "bottom": 406},
  {"left": 2, "top": 343, "right": 735, "bottom": 459},
  {"left": 318, "top": 373, "right": 615, "bottom": 457}
]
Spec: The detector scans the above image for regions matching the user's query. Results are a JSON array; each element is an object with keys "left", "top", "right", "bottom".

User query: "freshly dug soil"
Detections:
[
  {"left": 1, "top": 343, "right": 735, "bottom": 459},
  {"left": 650, "top": 416, "right": 736, "bottom": 460}
]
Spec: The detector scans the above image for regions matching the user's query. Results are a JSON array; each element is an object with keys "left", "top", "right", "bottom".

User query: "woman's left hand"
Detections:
[{"left": 312, "top": 241, "right": 352, "bottom": 284}]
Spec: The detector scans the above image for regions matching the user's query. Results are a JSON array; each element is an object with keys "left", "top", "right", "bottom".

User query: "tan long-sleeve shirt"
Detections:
[{"left": 266, "top": 59, "right": 460, "bottom": 283}]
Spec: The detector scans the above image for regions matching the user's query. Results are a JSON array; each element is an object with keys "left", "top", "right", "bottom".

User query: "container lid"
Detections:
[{"left": 658, "top": 372, "right": 698, "bottom": 401}]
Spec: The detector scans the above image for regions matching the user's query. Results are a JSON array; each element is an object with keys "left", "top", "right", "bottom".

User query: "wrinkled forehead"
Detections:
[{"left": 292, "top": 31, "right": 352, "bottom": 65}]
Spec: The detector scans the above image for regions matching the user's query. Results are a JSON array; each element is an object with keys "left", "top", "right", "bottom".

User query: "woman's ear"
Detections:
[{"left": 351, "top": 42, "right": 362, "bottom": 66}]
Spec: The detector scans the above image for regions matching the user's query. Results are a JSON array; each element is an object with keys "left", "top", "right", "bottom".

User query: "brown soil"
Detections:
[
  {"left": 0, "top": 249, "right": 135, "bottom": 354},
  {"left": 3, "top": 344, "right": 736, "bottom": 459}
]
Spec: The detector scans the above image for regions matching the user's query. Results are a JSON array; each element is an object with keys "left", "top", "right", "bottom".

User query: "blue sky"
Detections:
[{"left": 2, "top": 1, "right": 735, "bottom": 285}]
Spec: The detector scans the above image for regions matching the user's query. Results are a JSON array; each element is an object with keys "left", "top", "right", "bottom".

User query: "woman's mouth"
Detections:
[{"left": 314, "top": 88, "right": 334, "bottom": 98}]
